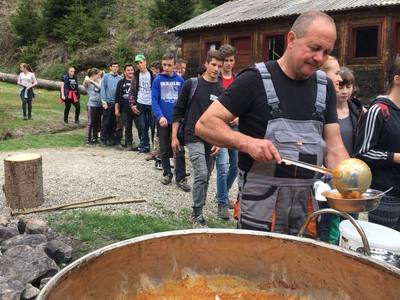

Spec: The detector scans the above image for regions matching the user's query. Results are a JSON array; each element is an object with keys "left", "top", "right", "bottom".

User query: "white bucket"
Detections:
[{"left": 339, "top": 220, "right": 400, "bottom": 254}]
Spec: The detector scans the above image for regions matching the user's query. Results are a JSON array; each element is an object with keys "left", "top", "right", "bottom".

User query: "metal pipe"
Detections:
[{"left": 298, "top": 208, "right": 371, "bottom": 256}]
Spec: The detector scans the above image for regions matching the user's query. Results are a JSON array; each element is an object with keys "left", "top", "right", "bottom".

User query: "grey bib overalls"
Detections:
[{"left": 238, "top": 62, "right": 328, "bottom": 235}]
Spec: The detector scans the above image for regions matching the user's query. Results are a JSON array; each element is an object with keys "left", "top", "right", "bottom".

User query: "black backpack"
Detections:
[{"left": 177, "top": 77, "right": 198, "bottom": 145}]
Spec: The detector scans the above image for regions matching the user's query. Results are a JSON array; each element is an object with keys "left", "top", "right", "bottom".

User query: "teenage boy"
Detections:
[
  {"left": 176, "top": 58, "right": 187, "bottom": 79},
  {"left": 100, "top": 62, "right": 123, "bottom": 146},
  {"left": 172, "top": 50, "right": 224, "bottom": 228},
  {"left": 152, "top": 53, "right": 190, "bottom": 192},
  {"left": 115, "top": 64, "right": 139, "bottom": 150},
  {"left": 215, "top": 44, "right": 239, "bottom": 220},
  {"left": 133, "top": 54, "right": 154, "bottom": 153}
]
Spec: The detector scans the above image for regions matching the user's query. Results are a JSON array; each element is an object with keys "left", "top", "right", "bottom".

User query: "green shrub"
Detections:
[
  {"left": 40, "top": 64, "right": 67, "bottom": 80},
  {"left": 55, "top": 4, "right": 106, "bottom": 50},
  {"left": 149, "top": 0, "right": 195, "bottom": 29},
  {"left": 11, "top": 0, "right": 42, "bottom": 46},
  {"left": 112, "top": 35, "right": 134, "bottom": 66}
]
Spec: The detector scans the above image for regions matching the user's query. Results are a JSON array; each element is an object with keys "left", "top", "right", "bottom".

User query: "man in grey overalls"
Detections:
[{"left": 195, "top": 10, "right": 349, "bottom": 236}]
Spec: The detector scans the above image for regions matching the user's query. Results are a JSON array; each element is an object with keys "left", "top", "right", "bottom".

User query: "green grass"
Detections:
[
  {"left": 0, "top": 82, "right": 87, "bottom": 138},
  {"left": 0, "top": 130, "right": 85, "bottom": 152},
  {"left": 47, "top": 208, "right": 235, "bottom": 259}
]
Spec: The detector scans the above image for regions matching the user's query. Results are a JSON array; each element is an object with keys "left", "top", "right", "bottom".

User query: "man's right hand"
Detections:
[
  {"left": 115, "top": 110, "right": 121, "bottom": 117},
  {"left": 102, "top": 102, "right": 108, "bottom": 110},
  {"left": 171, "top": 137, "right": 181, "bottom": 153},
  {"left": 159, "top": 117, "right": 168, "bottom": 128},
  {"left": 246, "top": 138, "right": 281, "bottom": 163},
  {"left": 131, "top": 105, "right": 140, "bottom": 115}
]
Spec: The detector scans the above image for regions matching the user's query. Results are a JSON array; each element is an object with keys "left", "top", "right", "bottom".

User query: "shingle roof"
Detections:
[{"left": 166, "top": 0, "right": 400, "bottom": 33}]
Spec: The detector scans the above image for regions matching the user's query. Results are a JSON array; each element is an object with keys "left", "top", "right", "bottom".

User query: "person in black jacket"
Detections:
[
  {"left": 115, "top": 64, "right": 139, "bottom": 150},
  {"left": 337, "top": 66, "right": 365, "bottom": 155},
  {"left": 61, "top": 67, "right": 80, "bottom": 124},
  {"left": 356, "top": 58, "right": 400, "bottom": 231}
]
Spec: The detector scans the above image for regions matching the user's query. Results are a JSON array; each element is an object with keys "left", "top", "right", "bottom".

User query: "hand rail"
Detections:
[{"left": 298, "top": 208, "right": 371, "bottom": 256}]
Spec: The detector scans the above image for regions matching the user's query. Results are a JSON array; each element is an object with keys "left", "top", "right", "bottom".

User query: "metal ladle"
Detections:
[{"left": 281, "top": 157, "right": 372, "bottom": 195}]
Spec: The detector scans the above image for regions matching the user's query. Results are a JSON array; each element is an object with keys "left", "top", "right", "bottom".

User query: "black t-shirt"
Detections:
[
  {"left": 62, "top": 75, "right": 78, "bottom": 91},
  {"left": 174, "top": 76, "right": 224, "bottom": 144},
  {"left": 219, "top": 61, "right": 338, "bottom": 172},
  {"left": 115, "top": 78, "right": 132, "bottom": 112}
]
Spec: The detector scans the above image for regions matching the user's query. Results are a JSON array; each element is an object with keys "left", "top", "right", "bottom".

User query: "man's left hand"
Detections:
[{"left": 210, "top": 146, "right": 220, "bottom": 156}]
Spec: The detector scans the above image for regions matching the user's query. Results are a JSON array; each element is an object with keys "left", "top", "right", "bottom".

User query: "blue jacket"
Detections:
[
  {"left": 100, "top": 72, "right": 123, "bottom": 104},
  {"left": 151, "top": 73, "right": 184, "bottom": 124}
]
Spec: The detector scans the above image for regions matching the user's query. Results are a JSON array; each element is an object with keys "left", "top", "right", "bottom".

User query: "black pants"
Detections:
[
  {"left": 101, "top": 104, "right": 116, "bottom": 143},
  {"left": 64, "top": 99, "right": 80, "bottom": 122},
  {"left": 122, "top": 110, "right": 140, "bottom": 145},
  {"left": 22, "top": 99, "right": 32, "bottom": 118},
  {"left": 158, "top": 124, "right": 186, "bottom": 181},
  {"left": 87, "top": 106, "right": 102, "bottom": 141}
]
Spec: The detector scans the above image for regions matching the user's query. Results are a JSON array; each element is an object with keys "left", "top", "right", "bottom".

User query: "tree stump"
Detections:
[{"left": 3, "top": 153, "right": 44, "bottom": 209}]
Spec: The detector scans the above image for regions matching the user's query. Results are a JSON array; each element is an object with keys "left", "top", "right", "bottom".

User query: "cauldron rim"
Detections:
[{"left": 38, "top": 229, "right": 400, "bottom": 299}]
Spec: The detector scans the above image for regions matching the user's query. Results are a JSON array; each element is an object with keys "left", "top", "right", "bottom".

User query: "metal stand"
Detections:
[{"left": 298, "top": 208, "right": 371, "bottom": 256}]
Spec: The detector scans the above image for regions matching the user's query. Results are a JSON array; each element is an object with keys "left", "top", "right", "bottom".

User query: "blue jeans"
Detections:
[
  {"left": 138, "top": 103, "right": 152, "bottom": 149},
  {"left": 216, "top": 147, "right": 238, "bottom": 205}
]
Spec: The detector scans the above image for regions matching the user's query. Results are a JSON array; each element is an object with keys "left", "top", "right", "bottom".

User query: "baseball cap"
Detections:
[{"left": 134, "top": 54, "right": 146, "bottom": 63}]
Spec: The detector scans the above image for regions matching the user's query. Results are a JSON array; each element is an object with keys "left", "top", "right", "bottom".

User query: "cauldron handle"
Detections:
[{"left": 298, "top": 208, "right": 371, "bottom": 256}]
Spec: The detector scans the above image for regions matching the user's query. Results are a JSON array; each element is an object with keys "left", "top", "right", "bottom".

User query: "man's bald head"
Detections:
[{"left": 291, "top": 10, "right": 335, "bottom": 38}]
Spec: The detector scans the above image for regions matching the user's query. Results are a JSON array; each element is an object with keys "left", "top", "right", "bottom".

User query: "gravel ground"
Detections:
[
  {"left": 0, "top": 146, "right": 367, "bottom": 222},
  {"left": 0, "top": 146, "right": 237, "bottom": 220}
]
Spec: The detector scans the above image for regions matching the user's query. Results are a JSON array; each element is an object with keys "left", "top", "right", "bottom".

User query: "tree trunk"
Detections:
[
  {"left": 0, "top": 72, "right": 87, "bottom": 94},
  {"left": 3, "top": 153, "right": 44, "bottom": 209}
]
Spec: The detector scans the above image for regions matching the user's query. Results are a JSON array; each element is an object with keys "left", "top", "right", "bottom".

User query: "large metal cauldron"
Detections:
[{"left": 38, "top": 229, "right": 400, "bottom": 300}]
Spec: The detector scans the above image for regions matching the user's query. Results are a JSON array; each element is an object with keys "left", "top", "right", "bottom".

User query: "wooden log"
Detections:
[
  {"left": 3, "top": 153, "right": 44, "bottom": 209},
  {"left": 0, "top": 72, "right": 87, "bottom": 94}
]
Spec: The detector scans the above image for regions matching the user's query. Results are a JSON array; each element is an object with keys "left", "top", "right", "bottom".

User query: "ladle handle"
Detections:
[
  {"left": 298, "top": 208, "right": 371, "bottom": 256},
  {"left": 281, "top": 158, "right": 332, "bottom": 175}
]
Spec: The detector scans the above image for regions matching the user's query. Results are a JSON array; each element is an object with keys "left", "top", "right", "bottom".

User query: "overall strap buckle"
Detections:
[
  {"left": 255, "top": 62, "right": 282, "bottom": 118},
  {"left": 314, "top": 70, "right": 327, "bottom": 122}
]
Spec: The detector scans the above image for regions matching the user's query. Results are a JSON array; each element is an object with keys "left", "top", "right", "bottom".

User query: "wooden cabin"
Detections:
[{"left": 167, "top": 0, "right": 400, "bottom": 101}]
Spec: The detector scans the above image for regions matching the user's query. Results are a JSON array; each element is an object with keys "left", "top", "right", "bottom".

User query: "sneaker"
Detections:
[
  {"left": 28, "top": 116, "right": 32, "bottom": 120},
  {"left": 132, "top": 146, "right": 140, "bottom": 151},
  {"left": 217, "top": 204, "right": 230, "bottom": 220},
  {"left": 23, "top": 116, "right": 28, "bottom": 120},
  {"left": 155, "top": 159, "right": 163, "bottom": 170},
  {"left": 176, "top": 178, "right": 191, "bottom": 192},
  {"left": 160, "top": 174, "right": 173, "bottom": 185},
  {"left": 85, "top": 140, "right": 92, "bottom": 146},
  {"left": 228, "top": 200, "right": 235, "bottom": 209},
  {"left": 92, "top": 139, "right": 99, "bottom": 145},
  {"left": 192, "top": 214, "right": 208, "bottom": 229},
  {"left": 138, "top": 147, "right": 150, "bottom": 153}
]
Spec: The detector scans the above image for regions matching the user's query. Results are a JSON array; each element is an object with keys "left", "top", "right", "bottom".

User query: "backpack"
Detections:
[{"left": 177, "top": 77, "right": 198, "bottom": 145}]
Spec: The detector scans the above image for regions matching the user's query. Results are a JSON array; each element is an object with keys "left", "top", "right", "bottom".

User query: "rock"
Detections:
[
  {"left": 25, "top": 218, "right": 48, "bottom": 235},
  {"left": 0, "top": 276, "right": 24, "bottom": 300},
  {"left": 44, "top": 240, "right": 72, "bottom": 264},
  {"left": 0, "top": 245, "right": 59, "bottom": 285},
  {"left": 0, "top": 215, "right": 9, "bottom": 227},
  {"left": 22, "top": 283, "right": 40, "bottom": 300},
  {"left": 39, "top": 277, "right": 52, "bottom": 290},
  {"left": 17, "top": 217, "right": 28, "bottom": 234},
  {"left": 1, "top": 234, "right": 47, "bottom": 252},
  {"left": 0, "top": 226, "right": 19, "bottom": 243}
]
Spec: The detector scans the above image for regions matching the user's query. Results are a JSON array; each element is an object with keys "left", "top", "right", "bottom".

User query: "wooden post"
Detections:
[{"left": 3, "top": 153, "right": 44, "bottom": 209}]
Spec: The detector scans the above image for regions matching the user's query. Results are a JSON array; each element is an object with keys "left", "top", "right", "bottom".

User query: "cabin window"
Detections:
[
  {"left": 349, "top": 23, "right": 382, "bottom": 60},
  {"left": 205, "top": 41, "right": 221, "bottom": 51},
  {"left": 265, "top": 34, "right": 285, "bottom": 60}
]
